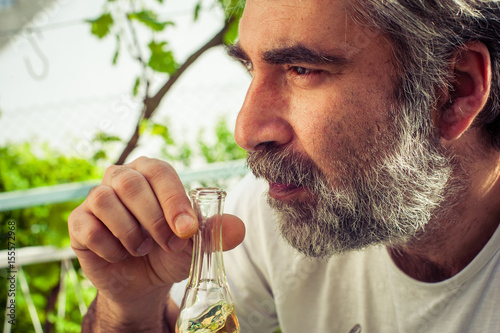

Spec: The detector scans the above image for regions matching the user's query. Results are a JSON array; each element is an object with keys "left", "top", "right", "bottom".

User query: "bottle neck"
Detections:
[{"left": 187, "top": 215, "right": 226, "bottom": 288}]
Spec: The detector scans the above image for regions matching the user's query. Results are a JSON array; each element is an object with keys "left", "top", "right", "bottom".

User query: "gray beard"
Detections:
[{"left": 246, "top": 110, "right": 468, "bottom": 259}]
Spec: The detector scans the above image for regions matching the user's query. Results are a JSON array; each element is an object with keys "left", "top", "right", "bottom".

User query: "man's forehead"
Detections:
[
  {"left": 241, "top": 0, "right": 352, "bottom": 18},
  {"left": 239, "top": 0, "right": 384, "bottom": 61}
]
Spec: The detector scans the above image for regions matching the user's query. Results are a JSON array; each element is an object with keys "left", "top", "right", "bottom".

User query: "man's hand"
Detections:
[{"left": 68, "top": 157, "right": 245, "bottom": 331}]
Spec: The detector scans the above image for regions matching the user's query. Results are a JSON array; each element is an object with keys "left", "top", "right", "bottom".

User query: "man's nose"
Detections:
[{"left": 234, "top": 77, "right": 293, "bottom": 152}]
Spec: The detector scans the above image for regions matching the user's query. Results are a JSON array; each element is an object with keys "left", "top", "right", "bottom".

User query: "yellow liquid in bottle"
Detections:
[
  {"left": 177, "top": 301, "right": 239, "bottom": 333},
  {"left": 215, "top": 308, "right": 238, "bottom": 333}
]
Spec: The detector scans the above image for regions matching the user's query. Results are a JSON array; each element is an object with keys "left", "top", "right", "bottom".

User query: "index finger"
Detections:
[{"left": 127, "top": 157, "right": 198, "bottom": 239}]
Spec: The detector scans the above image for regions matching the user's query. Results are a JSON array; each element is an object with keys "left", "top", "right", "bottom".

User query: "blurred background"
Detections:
[
  {"left": 0, "top": 0, "right": 250, "bottom": 331},
  {"left": 0, "top": 0, "right": 250, "bottom": 164}
]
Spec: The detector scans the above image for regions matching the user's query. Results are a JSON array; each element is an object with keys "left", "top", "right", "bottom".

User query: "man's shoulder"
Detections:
[{"left": 226, "top": 173, "right": 270, "bottom": 216}]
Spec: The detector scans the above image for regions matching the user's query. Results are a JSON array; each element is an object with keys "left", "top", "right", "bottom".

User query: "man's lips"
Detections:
[{"left": 268, "top": 182, "right": 305, "bottom": 201}]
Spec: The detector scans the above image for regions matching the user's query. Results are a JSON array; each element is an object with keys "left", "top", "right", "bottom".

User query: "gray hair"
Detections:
[{"left": 348, "top": 0, "right": 500, "bottom": 149}]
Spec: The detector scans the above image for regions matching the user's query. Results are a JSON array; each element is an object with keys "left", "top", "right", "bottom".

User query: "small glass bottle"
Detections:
[{"left": 176, "top": 187, "right": 240, "bottom": 333}]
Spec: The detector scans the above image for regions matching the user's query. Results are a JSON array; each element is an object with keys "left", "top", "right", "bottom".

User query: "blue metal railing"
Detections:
[{"left": 0, "top": 159, "right": 248, "bottom": 212}]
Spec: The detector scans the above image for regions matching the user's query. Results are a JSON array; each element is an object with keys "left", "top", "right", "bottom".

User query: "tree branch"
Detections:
[{"left": 115, "top": 17, "right": 235, "bottom": 165}]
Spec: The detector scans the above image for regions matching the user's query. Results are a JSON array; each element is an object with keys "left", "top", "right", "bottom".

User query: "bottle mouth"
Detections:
[{"left": 189, "top": 187, "right": 227, "bottom": 201}]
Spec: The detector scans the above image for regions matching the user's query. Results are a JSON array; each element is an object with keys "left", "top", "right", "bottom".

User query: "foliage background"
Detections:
[
  {"left": 0, "top": 0, "right": 247, "bottom": 331},
  {"left": 0, "top": 117, "right": 245, "bottom": 332}
]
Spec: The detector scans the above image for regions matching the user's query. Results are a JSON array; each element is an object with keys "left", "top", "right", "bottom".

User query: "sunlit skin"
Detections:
[{"left": 233, "top": 0, "right": 397, "bottom": 203}]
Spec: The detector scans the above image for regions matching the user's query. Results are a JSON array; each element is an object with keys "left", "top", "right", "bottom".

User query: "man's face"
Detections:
[
  {"left": 234, "top": 0, "right": 397, "bottom": 188},
  {"left": 233, "top": 0, "right": 460, "bottom": 257}
]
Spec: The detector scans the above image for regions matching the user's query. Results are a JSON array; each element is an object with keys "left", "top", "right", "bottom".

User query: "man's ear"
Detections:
[{"left": 438, "top": 41, "right": 492, "bottom": 141}]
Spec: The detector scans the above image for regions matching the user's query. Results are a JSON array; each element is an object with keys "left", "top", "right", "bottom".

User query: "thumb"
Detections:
[{"left": 221, "top": 214, "right": 246, "bottom": 251}]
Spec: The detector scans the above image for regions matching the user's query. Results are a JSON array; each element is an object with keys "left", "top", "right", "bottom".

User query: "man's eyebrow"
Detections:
[
  {"left": 227, "top": 43, "right": 250, "bottom": 62},
  {"left": 227, "top": 43, "right": 349, "bottom": 67},
  {"left": 263, "top": 45, "right": 348, "bottom": 66}
]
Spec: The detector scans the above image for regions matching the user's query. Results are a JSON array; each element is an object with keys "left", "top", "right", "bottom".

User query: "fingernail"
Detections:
[
  {"left": 136, "top": 237, "right": 153, "bottom": 256},
  {"left": 168, "top": 236, "right": 188, "bottom": 253},
  {"left": 174, "top": 214, "right": 196, "bottom": 236}
]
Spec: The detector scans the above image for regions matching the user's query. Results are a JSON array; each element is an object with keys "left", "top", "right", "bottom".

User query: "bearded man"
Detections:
[{"left": 69, "top": 0, "right": 500, "bottom": 332}]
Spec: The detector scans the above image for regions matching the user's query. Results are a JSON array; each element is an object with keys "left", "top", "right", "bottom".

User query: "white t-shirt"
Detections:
[{"left": 223, "top": 174, "right": 500, "bottom": 333}]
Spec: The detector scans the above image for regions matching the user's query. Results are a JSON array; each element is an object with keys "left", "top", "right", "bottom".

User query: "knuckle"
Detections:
[
  {"left": 110, "top": 165, "right": 132, "bottom": 180},
  {"left": 142, "top": 158, "right": 174, "bottom": 181},
  {"left": 160, "top": 192, "right": 180, "bottom": 213},
  {"left": 149, "top": 214, "right": 169, "bottom": 235},
  {"left": 68, "top": 206, "right": 81, "bottom": 226},
  {"left": 87, "top": 185, "right": 99, "bottom": 197},
  {"left": 86, "top": 225, "right": 108, "bottom": 248},
  {"left": 68, "top": 213, "right": 82, "bottom": 235},
  {"left": 87, "top": 185, "right": 116, "bottom": 211},
  {"left": 134, "top": 156, "right": 152, "bottom": 164},
  {"left": 114, "top": 223, "right": 141, "bottom": 242},
  {"left": 112, "top": 169, "right": 144, "bottom": 196},
  {"left": 103, "top": 164, "right": 124, "bottom": 179}
]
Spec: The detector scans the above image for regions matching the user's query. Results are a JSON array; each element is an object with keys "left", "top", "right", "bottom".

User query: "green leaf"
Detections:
[
  {"left": 197, "top": 117, "right": 246, "bottom": 163},
  {"left": 132, "top": 77, "right": 141, "bottom": 96},
  {"left": 139, "top": 118, "right": 149, "bottom": 135},
  {"left": 193, "top": 1, "right": 202, "bottom": 21},
  {"left": 112, "top": 34, "right": 120, "bottom": 65},
  {"left": 151, "top": 123, "right": 167, "bottom": 136},
  {"left": 177, "top": 143, "right": 192, "bottom": 167},
  {"left": 92, "top": 150, "right": 107, "bottom": 161},
  {"left": 148, "top": 41, "right": 177, "bottom": 74},
  {"left": 112, "top": 49, "right": 119, "bottom": 64},
  {"left": 151, "top": 123, "right": 175, "bottom": 145},
  {"left": 128, "top": 10, "right": 174, "bottom": 32},
  {"left": 223, "top": 17, "right": 240, "bottom": 45},
  {"left": 93, "top": 132, "right": 121, "bottom": 143},
  {"left": 86, "top": 13, "right": 114, "bottom": 39},
  {"left": 218, "top": 0, "right": 244, "bottom": 20}
]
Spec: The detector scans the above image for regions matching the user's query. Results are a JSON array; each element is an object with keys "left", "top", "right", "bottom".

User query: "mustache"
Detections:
[{"left": 246, "top": 146, "right": 327, "bottom": 190}]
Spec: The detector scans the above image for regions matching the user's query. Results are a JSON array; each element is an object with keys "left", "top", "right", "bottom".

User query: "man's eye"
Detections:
[
  {"left": 285, "top": 65, "right": 328, "bottom": 88},
  {"left": 241, "top": 60, "right": 253, "bottom": 73},
  {"left": 289, "top": 66, "right": 321, "bottom": 76},
  {"left": 293, "top": 66, "right": 311, "bottom": 75}
]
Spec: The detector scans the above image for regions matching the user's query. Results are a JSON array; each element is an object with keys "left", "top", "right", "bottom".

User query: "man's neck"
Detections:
[
  {"left": 388, "top": 151, "right": 500, "bottom": 283},
  {"left": 388, "top": 220, "right": 498, "bottom": 282}
]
